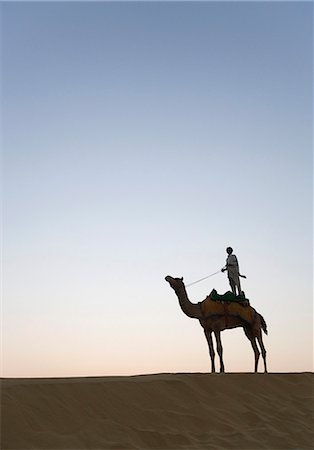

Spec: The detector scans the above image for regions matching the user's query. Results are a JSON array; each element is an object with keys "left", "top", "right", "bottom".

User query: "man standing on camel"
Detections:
[{"left": 221, "top": 247, "right": 243, "bottom": 296}]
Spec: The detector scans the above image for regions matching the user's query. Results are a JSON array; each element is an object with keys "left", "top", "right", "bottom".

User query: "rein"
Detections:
[{"left": 186, "top": 270, "right": 221, "bottom": 287}]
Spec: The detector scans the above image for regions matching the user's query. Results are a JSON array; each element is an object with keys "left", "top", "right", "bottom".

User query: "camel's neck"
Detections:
[{"left": 174, "top": 285, "right": 203, "bottom": 319}]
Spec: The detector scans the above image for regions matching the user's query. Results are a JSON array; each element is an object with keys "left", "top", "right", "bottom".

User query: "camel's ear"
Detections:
[{"left": 180, "top": 277, "right": 184, "bottom": 281}]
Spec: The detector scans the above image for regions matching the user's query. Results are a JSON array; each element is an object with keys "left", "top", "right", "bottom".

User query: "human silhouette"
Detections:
[{"left": 221, "top": 247, "right": 242, "bottom": 296}]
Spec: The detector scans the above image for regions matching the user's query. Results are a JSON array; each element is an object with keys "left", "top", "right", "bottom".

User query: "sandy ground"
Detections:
[{"left": 1, "top": 372, "right": 313, "bottom": 450}]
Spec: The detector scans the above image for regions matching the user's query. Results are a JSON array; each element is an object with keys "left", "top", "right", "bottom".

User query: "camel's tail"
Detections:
[{"left": 260, "top": 314, "right": 268, "bottom": 335}]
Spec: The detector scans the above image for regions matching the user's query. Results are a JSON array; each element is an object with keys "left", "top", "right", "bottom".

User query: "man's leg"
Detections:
[
  {"left": 229, "top": 277, "right": 236, "bottom": 295},
  {"left": 235, "top": 276, "right": 242, "bottom": 296}
]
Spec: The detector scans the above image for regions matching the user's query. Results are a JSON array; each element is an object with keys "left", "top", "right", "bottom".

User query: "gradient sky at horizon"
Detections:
[{"left": 1, "top": 1, "right": 313, "bottom": 377}]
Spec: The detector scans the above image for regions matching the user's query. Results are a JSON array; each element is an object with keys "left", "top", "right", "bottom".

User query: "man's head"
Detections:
[{"left": 226, "top": 247, "right": 233, "bottom": 255}]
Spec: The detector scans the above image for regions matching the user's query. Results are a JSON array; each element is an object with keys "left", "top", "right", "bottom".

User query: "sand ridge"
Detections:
[{"left": 1, "top": 372, "right": 313, "bottom": 449}]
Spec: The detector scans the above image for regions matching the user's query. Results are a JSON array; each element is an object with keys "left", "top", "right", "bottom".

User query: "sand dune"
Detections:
[{"left": 1, "top": 373, "right": 313, "bottom": 449}]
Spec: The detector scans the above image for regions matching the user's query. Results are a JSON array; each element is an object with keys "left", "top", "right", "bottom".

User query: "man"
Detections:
[{"left": 221, "top": 247, "right": 242, "bottom": 296}]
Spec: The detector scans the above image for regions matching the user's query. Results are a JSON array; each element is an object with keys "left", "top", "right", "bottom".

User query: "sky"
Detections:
[{"left": 1, "top": 1, "right": 313, "bottom": 377}]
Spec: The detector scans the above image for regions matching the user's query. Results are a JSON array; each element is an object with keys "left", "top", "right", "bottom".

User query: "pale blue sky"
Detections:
[{"left": 1, "top": 2, "right": 313, "bottom": 376}]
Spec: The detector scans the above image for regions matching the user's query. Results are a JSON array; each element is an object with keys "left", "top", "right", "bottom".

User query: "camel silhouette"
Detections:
[{"left": 165, "top": 275, "right": 268, "bottom": 373}]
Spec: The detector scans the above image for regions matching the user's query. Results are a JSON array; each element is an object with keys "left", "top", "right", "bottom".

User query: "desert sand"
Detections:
[{"left": 1, "top": 372, "right": 313, "bottom": 450}]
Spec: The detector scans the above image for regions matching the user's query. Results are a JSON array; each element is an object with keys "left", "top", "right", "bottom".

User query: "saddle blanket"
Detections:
[{"left": 200, "top": 289, "right": 255, "bottom": 324}]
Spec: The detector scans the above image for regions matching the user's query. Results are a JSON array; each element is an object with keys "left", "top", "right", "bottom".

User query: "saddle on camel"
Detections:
[{"left": 203, "top": 289, "right": 254, "bottom": 326}]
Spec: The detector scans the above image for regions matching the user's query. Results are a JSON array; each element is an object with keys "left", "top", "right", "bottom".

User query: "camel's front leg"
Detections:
[
  {"left": 214, "top": 331, "right": 225, "bottom": 373},
  {"left": 204, "top": 329, "right": 215, "bottom": 373}
]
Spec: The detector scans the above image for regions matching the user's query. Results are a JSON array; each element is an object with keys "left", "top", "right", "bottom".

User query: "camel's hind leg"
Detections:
[
  {"left": 256, "top": 330, "right": 267, "bottom": 373},
  {"left": 204, "top": 329, "right": 216, "bottom": 373},
  {"left": 244, "top": 328, "right": 260, "bottom": 372}
]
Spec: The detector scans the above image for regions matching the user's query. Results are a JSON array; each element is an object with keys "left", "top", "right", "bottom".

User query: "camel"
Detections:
[{"left": 165, "top": 275, "right": 268, "bottom": 373}]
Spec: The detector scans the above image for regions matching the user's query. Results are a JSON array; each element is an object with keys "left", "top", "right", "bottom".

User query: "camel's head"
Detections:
[{"left": 165, "top": 275, "right": 184, "bottom": 291}]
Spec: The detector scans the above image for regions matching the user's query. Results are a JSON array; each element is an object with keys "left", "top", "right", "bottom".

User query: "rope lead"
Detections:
[{"left": 186, "top": 270, "right": 221, "bottom": 287}]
